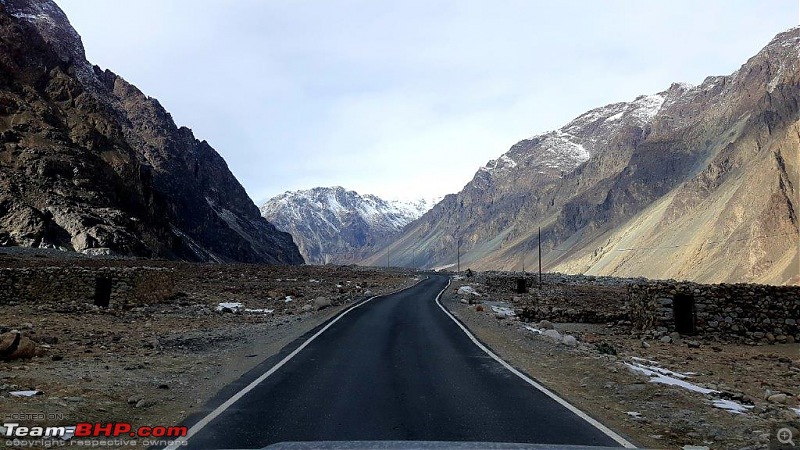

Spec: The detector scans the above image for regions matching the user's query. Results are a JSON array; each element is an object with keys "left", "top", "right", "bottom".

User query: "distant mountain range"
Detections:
[
  {"left": 261, "top": 187, "right": 437, "bottom": 264},
  {"left": 0, "top": 0, "right": 303, "bottom": 263},
  {"left": 362, "top": 27, "right": 799, "bottom": 285}
]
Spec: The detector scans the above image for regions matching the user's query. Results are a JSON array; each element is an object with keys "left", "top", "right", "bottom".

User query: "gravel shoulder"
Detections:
[
  {"left": 0, "top": 257, "right": 418, "bottom": 448},
  {"left": 443, "top": 278, "right": 800, "bottom": 450}
]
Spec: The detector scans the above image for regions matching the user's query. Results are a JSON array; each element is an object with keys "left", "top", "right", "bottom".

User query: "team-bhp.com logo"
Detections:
[{"left": 4, "top": 422, "right": 187, "bottom": 439}]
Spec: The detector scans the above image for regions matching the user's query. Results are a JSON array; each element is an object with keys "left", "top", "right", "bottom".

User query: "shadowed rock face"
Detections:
[
  {"left": 0, "top": 0, "right": 303, "bottom": 264},
  {"left": 365, "top": 27, "right": 799, "bottom": 284}
]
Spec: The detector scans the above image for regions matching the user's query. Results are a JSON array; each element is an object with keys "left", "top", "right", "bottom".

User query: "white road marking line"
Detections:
[
  {"left": 163, "top": 277, "right": 427, "bottom": 450},
  {"left": 434, "top": 278, "right": 637, "bottom": 449}
]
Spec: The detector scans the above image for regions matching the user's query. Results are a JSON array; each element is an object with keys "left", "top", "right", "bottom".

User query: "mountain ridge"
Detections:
[
  {"left": 261, "top": 186, "right": 437, "bottom": 264},
  {"left": 363, "top": 27, "right": 799, "bottom": 285},
  {"left": 0, "top": 0, "right": 303, "bottom": 264}
]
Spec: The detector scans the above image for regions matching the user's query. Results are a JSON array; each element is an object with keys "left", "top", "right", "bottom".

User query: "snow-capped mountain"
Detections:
[
  {"left": 261, "top": 187, "right": 438, "bottom": 264},
  {"left": 478, "top": 92, "right": 666, "bottom": 178}
]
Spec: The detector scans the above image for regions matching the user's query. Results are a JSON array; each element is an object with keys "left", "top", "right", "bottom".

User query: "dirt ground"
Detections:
[
  {"left": 3, "top": 257, "right": 798, "bottom": 450},
  {"left": 444, "top": 277, "right": 800, "bottom": 450},
  {"left": 0, "top": 256, "right": 418, "bottom": 449}
]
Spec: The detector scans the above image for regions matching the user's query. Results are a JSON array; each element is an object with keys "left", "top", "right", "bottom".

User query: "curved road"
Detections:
[{"left": 181, "top": 275, "right": 627, "bottom": 449}]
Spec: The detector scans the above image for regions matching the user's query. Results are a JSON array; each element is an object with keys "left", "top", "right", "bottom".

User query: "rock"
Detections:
[
  {"left": 660, "top": 336, "right": 672, "bottom": 343},
  {"left": 538, "top": 320, "right": 554, "bottom": 330},
  {"left": 596, "top": 342, "right": 617, "bottom": 355},
  {"left": 767, "top": 393, "right": 788, "bottom": 404},
  {"left": 157, "top": 384, "right": 169, "bottom": 390},
  {"left": 459, "top": 298, "right": 469, "bottom": 304},
  {"left": 495, "top": 313, "right": 507, "bottom": 320},
  {"left": 135, "top": 399, "right": 157, "bottom": 408},
  {"left": 543, "top": 329, "right": 562, "bottom": 341},
  {"left": 301, "top": 304, "right": 313, "bottom": 312},
  {"left": 475, "top": 304, "right": 484, "bottom": 312},
  {"left": 686, "top": 340, "right": 701, "bottom": 348},
  {"left": 561, "top": 335, "right": 578, "bottom": 347},
  {"left": 313, "top": 296, "right": 332, "bottom": 310},
  {"left": 34, "top": 336, "right": 58, "bottom": 345},
  {"left": 640, "top": 340, "right": 650, "bottom": 349},
  {"left": 127, "top": 395, "right": 142, "bottom": 405},
  {"left": 0, "top": 331, "right": 37, "bottom": 360}
]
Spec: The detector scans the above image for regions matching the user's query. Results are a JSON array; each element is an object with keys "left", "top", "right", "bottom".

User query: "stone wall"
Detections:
[
  {"left": 0, "top": 266, "right": 176, "bottom": 308},
  {"left": 628, "top": 281, "right": 800, "bottom": 344},
  {"left": 476, "top": 272, "right": 800, "bottom": 344}
]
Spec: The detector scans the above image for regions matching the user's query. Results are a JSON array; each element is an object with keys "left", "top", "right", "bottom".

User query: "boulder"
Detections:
[
  {"left": 543, "top": 329, "right": 562, "bottom": 341},
  {"left": 561, "top": 335, "right": 578, "bottom": 347},
  {"left": 538, "top": 320, "right": 555, "bottom": 330},
  {"left": 767, "top": 393, "right": 788, "bottom": 404},
  {"left": 0, "top": 331, "right": 37, "bottom": 360},
  {"left": 314, "top": 296, "right": 332, "bottom": 310}
]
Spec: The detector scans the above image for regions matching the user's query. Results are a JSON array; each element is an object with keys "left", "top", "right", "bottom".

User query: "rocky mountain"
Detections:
[
  {"left": 0, "top": 0, "right": 303, "bottom": 264},
  {"left": 261, "top": 187, "right": 437, "bottom": 264},
  {"left": 364, "top": 27, "right": 799, "bottom": 285}
]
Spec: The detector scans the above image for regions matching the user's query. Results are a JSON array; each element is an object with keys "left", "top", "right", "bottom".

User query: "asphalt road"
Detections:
[{"left": 182, "top": 275, "right": 625, "bottom": 449}]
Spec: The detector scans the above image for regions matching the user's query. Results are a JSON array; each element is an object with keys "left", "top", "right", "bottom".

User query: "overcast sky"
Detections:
[{"left": 57, "top": 0, "right": 797, "bottom": 203}]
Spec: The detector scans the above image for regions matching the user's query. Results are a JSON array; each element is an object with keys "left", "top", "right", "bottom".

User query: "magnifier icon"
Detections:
[{"left": 778, "top": 428, "right": 796, "bottom": 447}]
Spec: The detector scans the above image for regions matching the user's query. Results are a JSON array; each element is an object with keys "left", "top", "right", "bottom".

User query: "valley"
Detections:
[{"left": 0, "top": 1, "right": 798, "bottom": 449}]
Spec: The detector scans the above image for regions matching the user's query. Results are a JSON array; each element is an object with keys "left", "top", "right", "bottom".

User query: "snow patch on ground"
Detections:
[
  {"left": 522, "top": 325, "right": 542, "bottom": 335},
  {"left": 490, "top": 305, "right": 515, "bottom": 316},
  {"left": 457, "top": 286, "right": 480, "bottom": 296},
  {"left": 9, "top": 390, "right": 42, "bottom": 397},
  {"left": 625, "top": 361, "right": 717, "bottom": 394},
  {"left": 712, "top": 399, "right": 754, "bottom": 415},
  {"left": 215, "top": 302, "right": 243, "bottom": 313}
]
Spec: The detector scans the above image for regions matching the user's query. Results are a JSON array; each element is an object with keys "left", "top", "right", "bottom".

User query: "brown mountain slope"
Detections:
[
  {"left": 364, "top": 27, "right": 799, "bottom": 285},
  {"left": 0, "top": 0, "right": 303, "bottom": 264}
]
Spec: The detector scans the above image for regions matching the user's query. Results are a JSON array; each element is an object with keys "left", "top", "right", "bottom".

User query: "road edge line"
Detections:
[
  {"left": 164, "top": 275, "right": 428, "bottom": 450},
  {"left": 434, "top": 278, "right": 637, "bottom": 449}
]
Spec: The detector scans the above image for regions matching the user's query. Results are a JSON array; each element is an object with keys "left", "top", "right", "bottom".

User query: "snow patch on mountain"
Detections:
[
  {"left": 540, "top": 130, "right": 590, "bottom": 168},
  {"left": 260, "top": 187, "right": 439, "bottom": 264},
  {"left": 480, "top": 89, "right": 674, "bottom": 179},
  {"left": 480, "top": 155, "right": 518, "bottom": 173}
]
